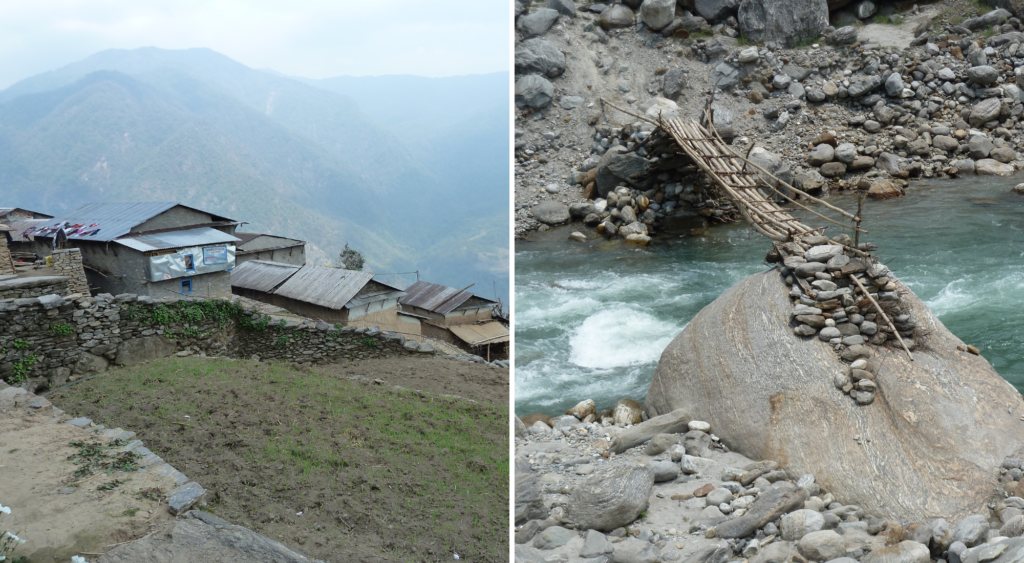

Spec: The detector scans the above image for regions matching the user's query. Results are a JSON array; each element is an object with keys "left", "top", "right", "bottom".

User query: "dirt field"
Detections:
[{"left": 51, "top": 355, "right": 509, "bottom": 563}]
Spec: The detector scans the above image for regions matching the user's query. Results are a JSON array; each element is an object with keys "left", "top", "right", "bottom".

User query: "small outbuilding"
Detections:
[
  {"left": 234, "top": 233, "right": 306, "bottom": 266},
  {"left": 399, "top": 280, "right": 509, "bottom": 359},
  {"left": 230, "top": 260, "right": 408, "bottom": 329}
]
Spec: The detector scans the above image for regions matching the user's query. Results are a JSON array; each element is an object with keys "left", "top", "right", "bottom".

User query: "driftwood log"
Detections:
[{"left": 646, "top": 268, "right": 1024, "bottom": 522}]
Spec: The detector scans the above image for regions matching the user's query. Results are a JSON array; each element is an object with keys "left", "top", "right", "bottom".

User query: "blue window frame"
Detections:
[
  {"left": 181, "top": 279, "right": 193, "bottom": 294},
  {"left": 183, "top": 254, "right": 195, "bottom": 272}
]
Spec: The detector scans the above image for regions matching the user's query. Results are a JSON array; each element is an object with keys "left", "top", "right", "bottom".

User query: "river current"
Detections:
[{"left": 515, "top": 175, "right": 1024, "bottom": 416}]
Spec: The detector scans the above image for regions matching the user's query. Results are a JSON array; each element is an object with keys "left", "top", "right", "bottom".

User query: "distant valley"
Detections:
[{"left": 0, "top": 47, "right": 509, "bottom": 301}]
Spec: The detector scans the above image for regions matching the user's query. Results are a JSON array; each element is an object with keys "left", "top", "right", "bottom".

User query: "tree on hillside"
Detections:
[{"left": 338, "top": 243, "right": 365, "bottom": 271}]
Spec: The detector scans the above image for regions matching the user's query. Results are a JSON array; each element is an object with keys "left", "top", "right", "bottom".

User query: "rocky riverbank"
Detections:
[
  {"left": 515, "top": 403, "right": 1024, "bottom": 563},
  {"left": 515, "top": 0, "right": 1024, "bottom": 241}
]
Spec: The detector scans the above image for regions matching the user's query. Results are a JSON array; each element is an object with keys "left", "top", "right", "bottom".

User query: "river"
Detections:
[{"left": 514, "top": 175, "right": 1024, "bottom": 416}]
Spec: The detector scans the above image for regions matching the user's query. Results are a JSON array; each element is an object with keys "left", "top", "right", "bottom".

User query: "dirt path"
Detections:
[{"left": 0, "top": 388, "right": 177, "bottom": 563}]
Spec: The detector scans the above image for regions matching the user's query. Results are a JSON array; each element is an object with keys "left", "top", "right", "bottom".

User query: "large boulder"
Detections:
[
  {"left": 970, "top": 98, "right": 1003, "bottom": 127},
  {"left": 567, "top": 465, "right": 654, "bottom": 531},
  {"left": 515, "top": 75, "right": 554, "bottom": 109},
  {"left": 595, "top": 146, "right": 650, "bottom": 196},
  {"left": 737, "top": 0, "right": 828, "bottom": 47},
  {"left": 518, "top": 8, "right": 560, "bottom": 38},
  {"left": 641, "top": 0, "right": 676, "bottom": 30},
  {"left": 645, "top": 269, "right": 1024, "bottom": 522},
  {"left": 696, "top": 0, "right": 738, "bottom": 22},
  {"left": 532, "top": 201, "right": 571, "bottom": 225},
  {"left": 515, "top": 38, "right": 566, "bottom": 78},
  {"left": 114, "top": 336, "right": 178, "bottom": 367}
]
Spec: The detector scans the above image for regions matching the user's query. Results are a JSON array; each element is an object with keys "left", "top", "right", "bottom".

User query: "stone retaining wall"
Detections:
[
  {"left": 0, "top": 292, "right": 434, "bottom": 390},
  {"left": 0, "top": 276, "right": 70, "bottom": 300}
]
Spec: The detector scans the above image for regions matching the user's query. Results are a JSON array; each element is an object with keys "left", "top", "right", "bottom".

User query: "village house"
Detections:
[
  {"left": 229, "top": 260, "right": 408, "bottom": 329},
  {"left": 398, "top": 280, "right": 509, "bottom": 360},
  {"left": 13, "top": 202, "right": 241, "bottom": 298},
  {"left": 234, "top": 232, "right": 306, "bottom": 266}
]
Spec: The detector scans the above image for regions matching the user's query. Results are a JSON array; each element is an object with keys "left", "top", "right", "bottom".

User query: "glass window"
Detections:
[
  {"left": 181, "top": 279, "right": 193, "bottom": 293},
  {"left": 184, "top": 254, "right": 195, "bottom": 271}
]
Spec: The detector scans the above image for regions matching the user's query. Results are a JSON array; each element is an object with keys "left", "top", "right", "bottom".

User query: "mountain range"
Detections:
[{"left": 0, "top": 47, "right": 509, "bottom": 302}]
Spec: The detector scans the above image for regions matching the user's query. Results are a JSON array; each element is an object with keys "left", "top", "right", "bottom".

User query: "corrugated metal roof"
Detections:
[
  {"left": 31, "top": 202, "right": 176, "bottom": 242},
  {"left": 273, "top": 266, "right": 377, "bottom": 310},
  {"left": 448, "top": 321, "right": 510, "bottom": 346},
  {"left": 235, "top": 233, "right": 261, "bottom": 244},
  {"left": 0, "top": 207, "right": 53, "bottom": 219},
  {"left": 31, "top": 202, "right": 236, "bottom": 242},
  {"left": 230, "top": 260, "right": 301, "bottom": 293},
  {"left": 8, "top": 219, "right": 48, "bottom": 240},
  {"left": 115, "top": 226, "right": 240, "bottom": 252},
  {"left": 400, "top": 280, "right": 495, "bottom": 315}
]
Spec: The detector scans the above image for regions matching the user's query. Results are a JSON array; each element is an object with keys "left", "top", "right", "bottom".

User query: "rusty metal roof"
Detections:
[
  {"left": 230, "top": 260, "right": 301, "bottom": 293},
  {"left": 273, "top": 266, "right": 381, "bottom": 310},
  {"left": 30, "top": 202, "right": 236, "bottom": 242},
  {"left": 399, "top": 280, "right": 495, "bottom": 315},
  {"left": 448, "top": 321, "right": 510, "bottom": 346},
  {"left": 115, "top": 227, "right": 240, "bottom": 252}
]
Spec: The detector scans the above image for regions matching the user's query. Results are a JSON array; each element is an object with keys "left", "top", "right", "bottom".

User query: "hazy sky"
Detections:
[{"left": 0, "top": 0, "right": 510, "bottom": 90}]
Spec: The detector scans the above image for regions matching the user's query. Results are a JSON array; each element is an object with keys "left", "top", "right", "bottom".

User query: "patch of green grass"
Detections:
[
  {"left": 98, "top": 478, "right": 125, "bottom": 491},
  {"left": 55, "top": 357, "right": 509, "bottom": 562},
  {"left": 67, "top": 439, "right": 142, "bottom": 478},
  {"left": 122, "top": 507, "right": 139, "bottom": 517},
  {"left": 690, "top": 29, "right": 713, "bottom": 40},
  {"left": 792, "top": 37, "right": 818, "bottom": 49},
  {"left": 49, "top": 322, "right": 74, "bottom": 336},
  {"left": 982, "top": 25, "right": 997, "bottom": 37}
]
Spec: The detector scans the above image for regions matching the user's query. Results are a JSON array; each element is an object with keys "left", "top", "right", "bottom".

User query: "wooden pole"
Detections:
[
  {"left": 849, "top": 274, "right": 914, "bottom": 361},
  {"left": 855, "top": 191, "right": 865, "bottom": 249}
]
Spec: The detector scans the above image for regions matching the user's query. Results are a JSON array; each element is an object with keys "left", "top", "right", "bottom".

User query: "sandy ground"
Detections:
[{"left": 0, "top": 392, "right": 178, "bottom": 563}]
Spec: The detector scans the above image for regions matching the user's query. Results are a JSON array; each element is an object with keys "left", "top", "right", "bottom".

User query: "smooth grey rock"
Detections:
[
  {"left": 519, "top": 8, "right": 560, "bottom": 37},
  {"left": 515, "top": 38, "right": 567, "bottom": 78},
  {"left": 861, "top": 541, "right": 931, "bottom": 563},
  {"left": 808, "top": 144, "right": 835, "bottom": 166},
  {"left": 641, "top": 0, "right": 676, "bottom": 30},
  {"left": 515, "top": 75, "right": 554, "bottom": 109},
  {"left": 581, "top": 529, "right": 614, "bottom": 557},
  {"left": 567, "top": 465, "right": 655, "bottom": 531},
  {"left": 835, "top": 143, "right": 857, "bottom": 164},
  {"left": 168, "top": 482, "right": 207, "bottom": 515},
  {"left": 714, "top": 485, "right": 807, "bottom": 538},
  {"left": 828, "top": 26, "right": 858, "bottom": 45},
  {"left": 804, "top": 245, "right": 843, "bottom": 262},
  {"left": 645, "top": 269, "right": 1024, "bottom": 522},
  {"left": 547, "top": 0, "right": 576, "bottom": 16},
  {"left": 664, "top": 68, "right": 687, "bottom": 98},
  {"left": 601, "top": 4, "right": 636, "bottom": 28},
  {"left": 954, "top": 515, "right": 990, "bottom": 547},
  {"left": 798, "top": 530, "right": 846, "bottom": 561},
  {"left": 782, "top": 509, "right": 826, "bottom": 540},
  {"left": 533, "top": 201, "right": 570, "bottom": 225},
  {"left": 651, "top": 460, "right": 681, "bottom": 482},
  {"left": 968, "top": 66, "right": 999, "bottom": 86},
  {"left": 533, "top": 526, "right": 576, "bottom": 549},
  {"left": 849, "top": 76, "right": 882, "bottom": 98},
  {"left": 962, "top": 9, "right": 1011, "bottom": 32},
  {"left": 970, "top": 98, "right": 1003, "bottom": 127},
  {"left": 98, "top": 510, "right": 322, "bottom": 563},
  {"left": 885, "top": 73, "right": 904, "bottom": 97}
]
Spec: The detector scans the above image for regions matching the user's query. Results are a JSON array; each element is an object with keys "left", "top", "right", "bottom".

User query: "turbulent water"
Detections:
[{"left": 515, "top": 175, "right": 1024, "bottom": 416}]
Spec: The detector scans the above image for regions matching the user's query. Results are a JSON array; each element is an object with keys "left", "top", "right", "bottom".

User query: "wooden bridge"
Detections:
[{"left": 602, "top": 99, "right": 867, "bottom": 244}]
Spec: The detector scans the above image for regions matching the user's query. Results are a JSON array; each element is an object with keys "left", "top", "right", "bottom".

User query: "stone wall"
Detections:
[
  {"left": 0, "top": 276, "right": 70, "bottom": 300},
  {"left": 51, "top": 249, "right": 90, "bottom": 295},
  {"left": 0, "top": 292, "right": 434, "bottom": 391},
  {"left": 0, "top": 237, "right": 14, "bottom": 276}
]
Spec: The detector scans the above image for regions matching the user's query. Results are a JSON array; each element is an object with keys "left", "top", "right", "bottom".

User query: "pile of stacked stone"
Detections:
[
  {"left": 50, "top": 249, "right": 90, "bottom": 295},
  {"left": 774, "top": 234, "right": 917, "bottom": 405}
]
